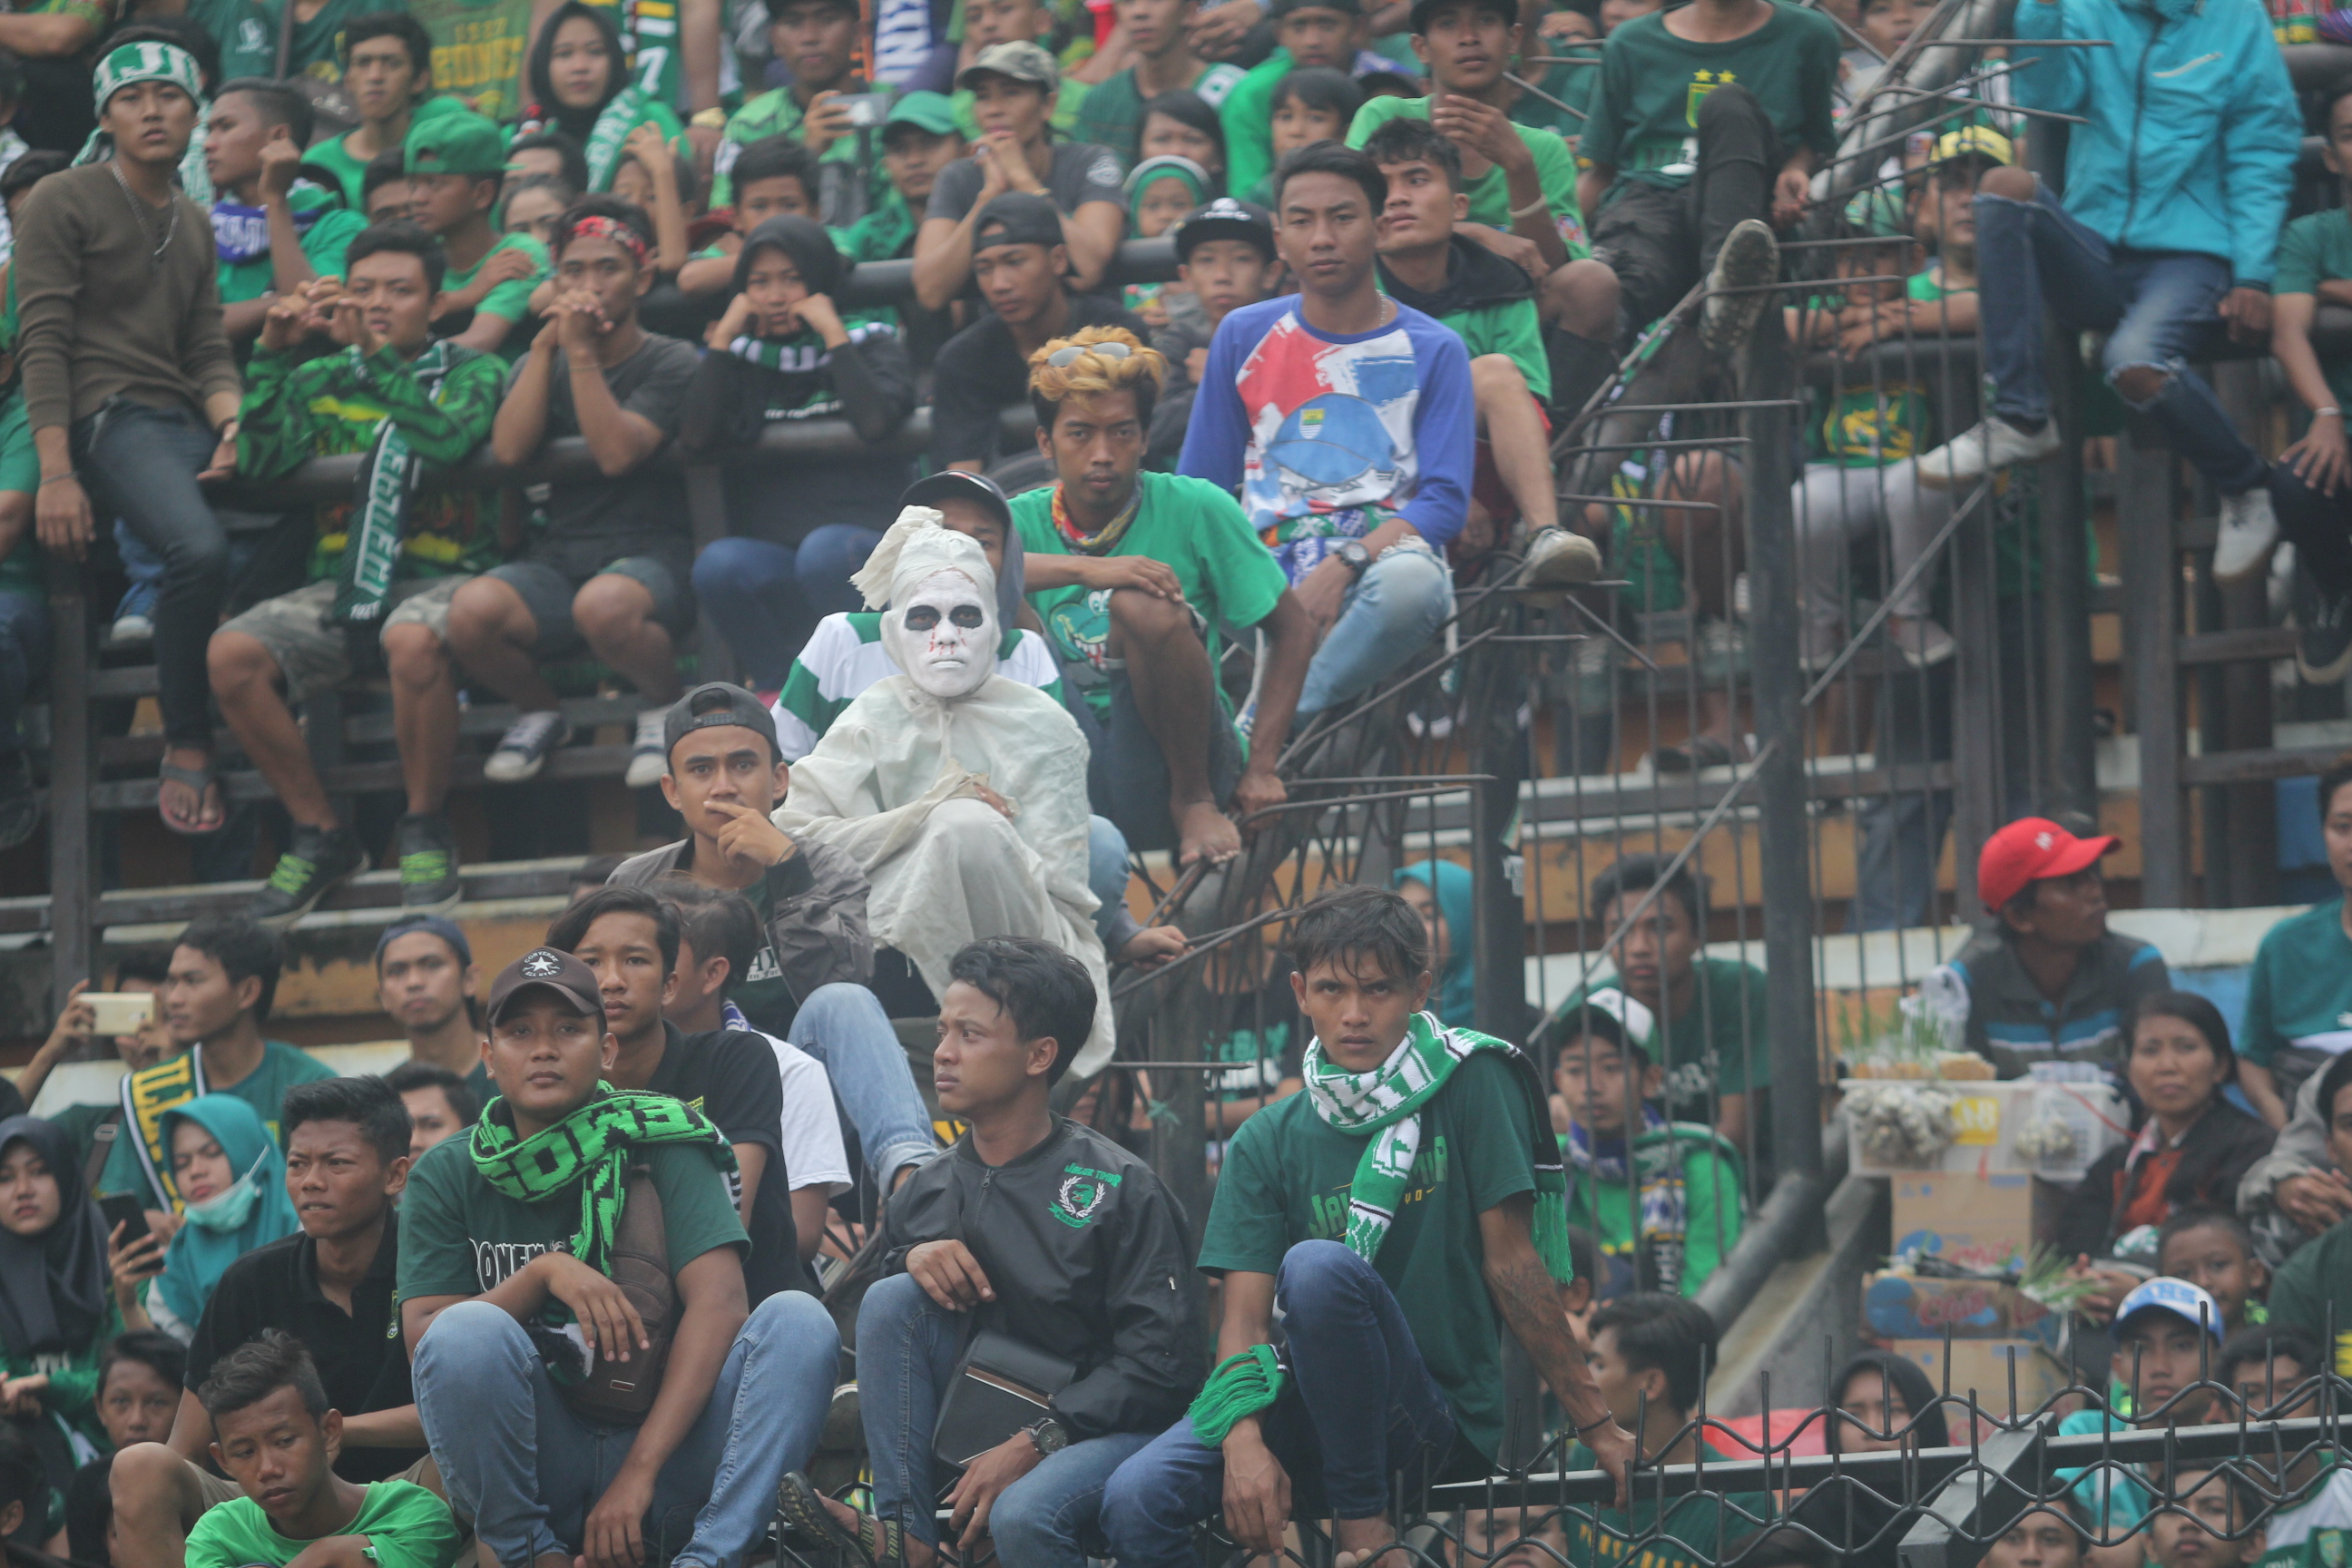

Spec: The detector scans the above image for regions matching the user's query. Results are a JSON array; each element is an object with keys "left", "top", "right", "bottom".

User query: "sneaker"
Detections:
[
  {"left": 0, "top": 752, "right": 39, "bottom": 851},
  {"left": 2213, "top": 485, "right": 2280, "bottom": 585},
  {"left": 1522, "top": 526, "right": 1603, "bottom": 588},
  {"left": 1885, "top": 614, "right": 1956, "bottom": 670},
  {"left": 103, "top": 614, "right": 152, "bottom": 651},
  {"left": 624, "top": 709, "right": 667, "bottom": 789},
  {"left": 1700, "top": 219, "right": 1780, "bottom": 354},
  {"left": 394, "top": 810, "right": 462, "bottom": 912},
  {"left": 2294, "top": 564, "right": 2352, "bottom": 685},
  {"left": 483, "top": 710, "right": 572, "bottom": 782},
  {"left": 1915, "top": 415, "right": 2062, "bottom": 489},
  {"left": 251, "top": 823, "right": 368, "bottom": 928}
]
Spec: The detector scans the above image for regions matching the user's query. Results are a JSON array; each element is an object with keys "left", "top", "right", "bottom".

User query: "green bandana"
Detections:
[
  {"left": 93, "top": 42, "right": 202, "bottom": 117},
  {"left": 583, "top": 84, "right": 654, "bottom": 191},
  {"left": 468, "top": 1086, "right": 736, "bottom": 1279},
  {"left": 1302, "top": 1012, "right": 1576, "bottom": 1282},
  {"left": 333, "top": 340, "right": 474, "bottom": 626}
]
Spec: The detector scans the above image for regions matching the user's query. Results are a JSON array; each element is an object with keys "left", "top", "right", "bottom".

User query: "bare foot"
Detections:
[
  {"left": 1175, "top": 798, "right": 1240, "bottom": 867},
  {"left": 1334, "top": 1516, "right": 1405, "bottom": 1568},
  {"left": 158, "top": 747, "right": 222, "bottom": 833}
]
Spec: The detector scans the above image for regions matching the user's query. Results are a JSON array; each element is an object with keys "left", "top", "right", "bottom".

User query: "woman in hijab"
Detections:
[
  {"left": 1785, "top": 1351, "right": 1953, "bottom": 1568},
  {"left": 518, "top": 1, "right": 684, "bottom": 192},
  {"left": 681, "top": 214, "right": 919, "bottom": 691},
  {"left": 0, "top": 1117, "right": 116, "bottom": 1486},
  {"left": 1395, "top": 859, "right": 1477, "bottom": 1028},
  {"left": 142, "top": 1096, "right": 299, "bottom": 1344}
]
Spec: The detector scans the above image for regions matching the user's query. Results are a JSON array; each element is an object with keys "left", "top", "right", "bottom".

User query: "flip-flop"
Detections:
[
  {"left": 776, "top": 1472, "right": 903, "bottom": 1568},
  {"left": 157, "top": 756, "right": 226, "bottom": 836}
]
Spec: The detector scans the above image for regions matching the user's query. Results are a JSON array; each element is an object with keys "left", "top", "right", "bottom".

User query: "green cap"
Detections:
[
  {"left": 407, "top": 111, "right": 506, "bottom": 177},
  {"left": 884, "top": 90, "right": 959, "bottom": 138}
]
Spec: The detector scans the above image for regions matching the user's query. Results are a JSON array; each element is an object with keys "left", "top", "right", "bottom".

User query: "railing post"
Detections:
[
  {"left": 2031, "top": 120, "right": 2100, "bottom": 823},
  {"left": 44, "top": 557, "right": 90, "bottom": 1016},
  {"left": 2117, "top": 424, "right": 2188, "bottom": 906},
  {"left": 1740, "top": 319, "right": 1824, "bottom": 1204},
  {"left": 1951, "top": 485, "right": 2000, "bottom": 927},
  {"left": 1468, "top": 631, "right": 1527, "bottom": 1041}
]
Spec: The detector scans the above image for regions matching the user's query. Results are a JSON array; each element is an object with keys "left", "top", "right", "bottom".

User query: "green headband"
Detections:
[
  {"left": 93, "top": 42, "right": 202, "bottom": 118},
  {"left": 1124, "top": 154, "right": 1210, "bottom": 208}
]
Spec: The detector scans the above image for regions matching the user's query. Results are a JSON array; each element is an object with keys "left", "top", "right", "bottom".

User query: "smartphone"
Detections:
[
  {"left": 84, "top": 991, "right": 154, "bottom": 1035},
  {"left": 838, "top": 92, "right": 891, "bottom": 128},
  {"left": 98, "top": 1193, "right": 150, "bottom": 1243}
]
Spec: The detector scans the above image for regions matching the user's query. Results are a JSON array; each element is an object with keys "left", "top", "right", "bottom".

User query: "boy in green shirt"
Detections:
[
  {"left": 675, "top": 133, "right": 823, "bottom": 298},
  {"left": 407, "top": 111, "right": 550, "bottom": 356},
  {"left": 399, "top": 946, "right": 842, "bottom": 1568},
  {"left": 1098, "top": 886, "right": 1635, "bottom": 1568},
  {"left": 710, "top": 0, "right": 894, "bottom": 215},
  {"left": 184, "top": 1332, "right": 460, "bottom": 1568},
  {"left": 1218, "top": 0, "right": 1374, "bottom": 203},
  {"left": 306, "top": 15, "right": 446, "bottom": 208},
  {"left": 202, "top": 80, "right": 367, "bottom": 345}
]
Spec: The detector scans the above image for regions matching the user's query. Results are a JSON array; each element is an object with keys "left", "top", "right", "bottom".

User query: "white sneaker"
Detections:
[
  {"left": 624, "top": 709, "right": 667, "bottom": 789},
  {"left": 1886, "top": 614, "right": 1956, "bottom": 670},
  {"left": 1915, "top": 415, "right": 2062, "bottom": 489},
  {"left": 2213, "top": 485, "right": 2279, "bottom": 585},
  {"left": 1522, "top": 526, "right": 1602, "bottom": 587},
  {"left": 483, "top": 710, "right": 572, "bottom": 782},
  {"left": 1700, "top": 219, "right": 1779, "bottom": 353},
  {"left": 104, "top": 614, "right": 153, "bottom": 650}
]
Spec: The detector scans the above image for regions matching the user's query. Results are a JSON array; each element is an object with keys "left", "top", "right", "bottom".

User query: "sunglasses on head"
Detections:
[{"left": 1045, "top": 340, "right": 1132, "bottom": 368}]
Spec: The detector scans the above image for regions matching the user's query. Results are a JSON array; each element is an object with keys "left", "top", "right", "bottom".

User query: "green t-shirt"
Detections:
[
  {"left": 443, "top": 231, "right": 551, "bottom": 351},
  {"left": 1807, "top": 377, "right": 1933, "bottom": 467},
  {"left": 1009, "top": 469, "right": 1289, "bottom": 719},
  {"left": 1583, "top": 3, "right": 1838, "bottom": 197},
  {"left": 2266, "top": 1212, "right": 2352, "bottom": 1376},
  {"left": 1509, "top": 58, "right": 1595, "bottom": 142},
  {"left": 833, "top": 195, "right": 917, "bottom": 263},
  {"left": 1198, "top": 1049, "right": 1543, "bottom": 1465},
  {"left": 188, "top": 0, "right": 372, "bottom": 84},
  {"left": 408, "top": 0, "right": 534, "bottom": 119},
  {"left": 2257, "top": 1469, "right": 2352, "bottom": 1568},
  {"left": 98, "top": 1040, "right": 339, "bottom": 1205},
  {"left": 1071, "top": 60, "right": 1247, "bottom": 168},
  {"left": 1557, "top": 1437, "right": 1773, "bottom": 1567},
  {"left": 1347, "top": 95, "right": 1584, "bottom": 259},
  {"left": 2239, "top": 900, "right": 2352, "bottom": 1107},
  {"left": 395, "top": 1118, "right": 749, "bottom": 1309},
  {"left": 1563, "top": 1124, "right": 1742, "bottom": 1298},
  {"left": 2276, "top": 209, "right": 2352, "bottom": 413},
  {"left": 217, "top": 187, "right": 369, "bottom": 306},
  {"left": 186, "top": 1483, "right": 462, "bottom": 1568},
  {"left": 1436, "top": 296, "right": 1551, "bottom": 401},
  {"left": 712, "top": 83, "right": 896, "bottom": 210},
  {"left": 1219, "top": 50, "right": 1294, "bottom": 213},
  {"left": 305, "top": 133, "right": 375, "bottom": 209},
  {"left": 1553, "top": 959, "right": 1765, "bottom": 1124}
]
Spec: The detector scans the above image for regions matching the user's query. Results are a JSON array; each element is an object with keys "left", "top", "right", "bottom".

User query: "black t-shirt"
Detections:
[
  {"left": 926, "top": 141, "right": 1129, "bottom": 227},
  {"left": 519, "top": 333, "right": 701, "bottom": 583},
  {"left": 642, "top": 1023, "right": 809, "bottom": 1302},
  {"left": 185, "top": 1216, "right": 419, "bottom": 1482},
  {"left": 929, "top": 294, "right": 1149, "bottom": 469}
]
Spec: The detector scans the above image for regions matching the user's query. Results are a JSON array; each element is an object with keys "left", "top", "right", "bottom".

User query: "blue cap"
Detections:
[
  {"left": 374, "top": 915, "right": 474, "bottom": 970},
  {"left": 2114, "top": 1278, "right": 2224, "bottom": 1342}
]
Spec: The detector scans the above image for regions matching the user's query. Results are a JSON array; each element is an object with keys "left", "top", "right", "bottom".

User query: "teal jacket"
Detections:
[{"left": 2014, "top": 0, "right": 2299, "bottom": 286}]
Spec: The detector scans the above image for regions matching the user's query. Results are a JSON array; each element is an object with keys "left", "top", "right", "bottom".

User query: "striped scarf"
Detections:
[
  {"left": 332, "top": 340, "right": 467, "bottom": 625},
  {"left": 1302, "top": 1013, "right": 1576, "bottom": 1282},
  {"left": 468, "top": 1086, "right": 735, "bottom": 1277}
]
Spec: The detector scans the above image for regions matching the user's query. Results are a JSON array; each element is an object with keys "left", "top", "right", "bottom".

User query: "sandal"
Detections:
[
  {"left": 1653, "top": 735, "right": 1737, "bottom": 774},
  {"left": 776, "top": 1472, "right": 905, "bottom": 1568},
  {"left": 156, "top": 754, "right": 225, "bottom": 837}
]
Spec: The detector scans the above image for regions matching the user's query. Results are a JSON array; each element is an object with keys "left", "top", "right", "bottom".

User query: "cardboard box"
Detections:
[
  {"left": 1889, "top": 1171, "right": 2059, "bottom": 1273},
  {"left": 1864, "top": 1271, "right": 2063, "bottom": 1348},
  {"left": 1885, "top": 1338, "right": 2068, "bottom": 1422},
  {"left": 1844, "top": 1078, "right": 2128, "bottom": 1183}
]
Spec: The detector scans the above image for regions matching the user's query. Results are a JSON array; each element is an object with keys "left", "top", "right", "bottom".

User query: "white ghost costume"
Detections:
[{"left": 771, "top": 509, "right": 1114, "bottom": 1075}]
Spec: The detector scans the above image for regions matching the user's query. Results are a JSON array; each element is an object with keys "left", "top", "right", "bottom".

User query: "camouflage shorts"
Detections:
[{"left": 217, "top": 575, "right": 467, "bottom": 705}]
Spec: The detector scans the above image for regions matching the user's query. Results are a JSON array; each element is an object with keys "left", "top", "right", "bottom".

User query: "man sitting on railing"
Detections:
[
  {"left": 207, "top": 224, "right": 507, "bottom": 927},
  {"left": 1909, "top": 0, "right": 2299, "bottom": 590},
  {"left": 454, "top": 195, "right": 701, "bottom": 790},
  {"left": 1100, "top": 886, "right": 1636, "bottom": 1568}
]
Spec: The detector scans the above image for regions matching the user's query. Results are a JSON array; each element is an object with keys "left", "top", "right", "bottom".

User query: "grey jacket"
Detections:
[
  {"left": 2238, "top": 1065, "right": 2330, "bottom": 1264},
  {"left": 608, "top": 835, "right": 874, "bottom": 1024}
]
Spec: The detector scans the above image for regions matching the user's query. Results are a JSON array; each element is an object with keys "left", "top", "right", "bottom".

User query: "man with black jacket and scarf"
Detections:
[
  {"left": 609, "top": 683, "right": 940, "bottom": 1194},
  {"left": 781, "top": 937, "right": 1203, "bottom": 1568}
]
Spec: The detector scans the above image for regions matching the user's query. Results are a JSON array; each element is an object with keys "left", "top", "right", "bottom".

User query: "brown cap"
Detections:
[{"left": 485, "top": 947, "right": 603, "bottom": 1025}]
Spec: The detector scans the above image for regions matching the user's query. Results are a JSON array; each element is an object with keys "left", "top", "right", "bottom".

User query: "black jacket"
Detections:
[
  {"left": 880, "top": 1116, "right": 1206, "bottom": 1443},
  {"left": 2057, "top": 1098, "right": 2276, "bottom": 1259}
]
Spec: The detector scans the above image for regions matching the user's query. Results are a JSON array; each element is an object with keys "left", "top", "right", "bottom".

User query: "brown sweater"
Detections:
[{"left": 15, "top": 163, "right": 239, "bottom": 434}]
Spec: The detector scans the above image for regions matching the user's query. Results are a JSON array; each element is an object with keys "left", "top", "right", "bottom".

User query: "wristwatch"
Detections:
[
  {"left": 1336, "top": 540, "right": 1374, "bottom": 577},
  {"left": 1025, "top": 1417, "right": 1070, "bottom": 1456}
]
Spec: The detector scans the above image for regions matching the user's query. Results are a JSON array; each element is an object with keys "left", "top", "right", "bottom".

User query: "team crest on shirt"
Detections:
[
  {"left": 1686, "top": 69, "right": 1735, "bottom": 125},
  {"left": 1051, "top": 1162, "right": 1122, "bottom": 1229}
]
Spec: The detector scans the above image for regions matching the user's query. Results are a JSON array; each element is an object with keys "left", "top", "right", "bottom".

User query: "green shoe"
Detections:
[
  {"left": 395, "top": 811, "right": 462, "bottom": 912},
  {"left": 251, "top": 825, "right": 367, "bottom": 929}
]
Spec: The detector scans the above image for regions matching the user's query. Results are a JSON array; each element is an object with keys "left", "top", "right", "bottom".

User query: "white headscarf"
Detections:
[{"left": 857, "top": 508, "right": 1004, "bottom": 701}]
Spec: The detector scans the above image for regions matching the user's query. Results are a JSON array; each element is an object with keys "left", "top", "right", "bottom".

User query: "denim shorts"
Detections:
[{"left": 484, "top": 554, "right": 694, "bottom": 658}]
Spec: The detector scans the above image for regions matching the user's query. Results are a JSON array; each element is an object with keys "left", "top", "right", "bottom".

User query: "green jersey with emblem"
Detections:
[
  {"left": 1583, "top": 2, "right": 1839, "bottom": 200},
  {"left": 2260, "top": 1469, "right": 2352, "bottom": 1568}
]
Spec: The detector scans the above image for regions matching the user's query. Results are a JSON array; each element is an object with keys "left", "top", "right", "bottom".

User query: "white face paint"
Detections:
[{"left": 884, "top": 568, "right": 999, "bottom": 699}]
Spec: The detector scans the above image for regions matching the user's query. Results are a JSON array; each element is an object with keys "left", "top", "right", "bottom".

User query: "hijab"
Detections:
[
  {"left": 527, "top": 0, "right": 628, "bottom": 142},
  {"left": 1395, "top": 859, "right": 1476, "bottom": 1027},
  {"left": 1785, "top": 1351, "right": 1952, "bottom": 1568},
  {"left": 731, "top": 213, "right": 844, "bottom": 301},
  {"left": 155, "top": 1095, "right": 300, "bottom": 1328},
  {"left": 1828, "top": 1349, "right": 1949, "bottom": 1453},
  {"left": 0, "top": 1117, "right": 109, "bottom": 1358}
]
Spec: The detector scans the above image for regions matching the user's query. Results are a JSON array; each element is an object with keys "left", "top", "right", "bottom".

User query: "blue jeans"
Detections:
[
  {"left": 1975, "top": 176, "right": 2265, "bottom": 495},
  {"left": 414, "top": 1294, "right": 839, "bottom": 1568},
  {"left": 0, "top": 591, "right": 47, "bottom": 756},
  {"left": 857, "top": 1272, "right": 1152, "bottom": 1564},
  {"left": 1100, "top": 1241, "right": 1459, "bottom": 1568},
  {"left": 74, "top": 400, "right": 230, "bottom": 748},
  {"left": 1298, "top": 545, "right": 1454, "bottom": 715},
  {"left": 113, "top": 519, "right": 162, "bottom": 621},
  {"left": 1086, "top": 812, "right": 1142, "bottom": 952},
  {"left": 785, "top": 982, "right": 939, "bottom": 1187},
  {"left": 692, "top": 527, "right": 886, "bottom": 689}
]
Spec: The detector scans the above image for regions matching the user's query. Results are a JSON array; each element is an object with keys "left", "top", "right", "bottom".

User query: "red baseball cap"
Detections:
[{"left": 1976, "top": 818, "right": 2119, "bottom": 911}]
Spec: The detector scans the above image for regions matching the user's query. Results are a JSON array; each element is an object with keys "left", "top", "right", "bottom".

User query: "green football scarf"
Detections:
[
  {"left": 1302, "top": 1012, "right": 1576, "bottom": 1282},
  {"left": 583, "top": 85, "right": 654, "bottom": 191},
  {"left": 331, "top": 340, "right": 466, "bottom": 626},
  {"left": 468, "top": 1086, "right": 735, "bottom": 1276}
]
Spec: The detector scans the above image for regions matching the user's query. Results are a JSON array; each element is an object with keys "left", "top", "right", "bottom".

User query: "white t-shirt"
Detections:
[{"left": 756, "top": 1030, "right": 854, "bottom": 1197}]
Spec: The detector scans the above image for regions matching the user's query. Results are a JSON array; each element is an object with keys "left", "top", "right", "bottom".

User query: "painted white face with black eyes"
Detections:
[{"left": 884, "top": 568, "right": 999, "bottom": 698}]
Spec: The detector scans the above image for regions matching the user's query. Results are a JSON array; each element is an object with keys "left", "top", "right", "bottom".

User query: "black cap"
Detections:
[
  {"left": 663, "top": 681, "right": 781, "bottom": 763},
  {"left": 485, "top": 947, "right": 603, "bottom": 1025},
  {"left": 1406, "top": 0, "right": 1510, "bottom": 31},
  {"left": 900, "top": 470, "right": 1014, "bottom": 532},
  {"left": 1272, "top": 0, "right": 1363, "bottom": 17},
  {"left": 974, "top": 191, "right": 1065, "bottom": 253},
  {"left": 1174, "top": 197, "right": 1275, "bottom": 262}
]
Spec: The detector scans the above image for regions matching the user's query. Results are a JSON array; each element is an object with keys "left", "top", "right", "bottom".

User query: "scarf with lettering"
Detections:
[
  {"left": 1302, "top": 1012, "right": 1575, "bottom": 1281},
  {"left": 468, "top": 1085, "right": 735, "bottom": 1278},
  {"left": 211, "top": 193, "right": 323, "bottom": 265},
  {"left": 583, "top": 82, "right": 656, "bottom": 191},
  {"left": 331, "top": 339, "right": 471, "bottom": 627}
]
